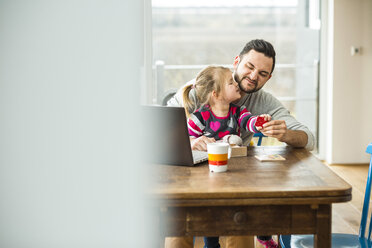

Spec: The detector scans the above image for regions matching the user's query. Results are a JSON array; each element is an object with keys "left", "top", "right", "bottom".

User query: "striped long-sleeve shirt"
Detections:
[{"left": 187, "top": 103, "right": 259, "bottom": 140}]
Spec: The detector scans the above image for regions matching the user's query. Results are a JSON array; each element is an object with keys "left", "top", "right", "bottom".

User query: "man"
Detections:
[{"left": 166, "top": 39, "right": 315, "bottom": 248}]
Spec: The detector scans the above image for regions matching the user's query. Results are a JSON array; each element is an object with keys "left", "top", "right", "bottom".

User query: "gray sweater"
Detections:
[{"left": 167, "top": 82, "right": 315, "bottom": 150}]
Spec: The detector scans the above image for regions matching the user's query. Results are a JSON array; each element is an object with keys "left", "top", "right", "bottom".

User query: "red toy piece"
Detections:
[{"left": 255, "top": 116, "right": 267, "bottom": 128}]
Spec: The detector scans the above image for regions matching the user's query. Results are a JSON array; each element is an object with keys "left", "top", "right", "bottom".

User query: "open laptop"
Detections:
[{"left": 141, "top": 105, "right": 208, "bottom": 166}]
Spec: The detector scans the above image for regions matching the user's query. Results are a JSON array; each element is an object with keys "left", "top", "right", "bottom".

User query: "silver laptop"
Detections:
[{"left": 141, "top": 105, "right": 208, "bottom": 166}]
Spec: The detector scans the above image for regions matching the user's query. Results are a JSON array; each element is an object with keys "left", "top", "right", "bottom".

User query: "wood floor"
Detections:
[
  {"left": 193, "top": 162, "right": 370, "bottom": 247},
  {"left": 328, "top": 163, "right": 369, "bottom": 234}
]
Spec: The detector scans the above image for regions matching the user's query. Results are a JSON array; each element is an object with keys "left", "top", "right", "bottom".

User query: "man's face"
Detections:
[{"left": 232, "top": 50, "right": 273, "bottom": 94}]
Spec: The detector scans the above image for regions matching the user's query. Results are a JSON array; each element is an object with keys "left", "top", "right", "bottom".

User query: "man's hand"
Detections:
[
  {"left": 260, "top": 120, "right": 308, "bottom": 148},
  {"left": 190, "top": 136, "right": 216, "bottom": 151},
  {"left": 260, "top": 120, "right": 287, "bottom": 140}
]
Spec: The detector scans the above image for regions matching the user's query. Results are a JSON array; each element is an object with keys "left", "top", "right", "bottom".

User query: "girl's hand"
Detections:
[
  {"left": 261, "top": 114, "right": 271, "bottom": 122},
  {"left": 255, "top": 114, "right": 271, "bottom": 131},
  {"left": 190, "top": 136, "right": 216, "bottom": 151}
]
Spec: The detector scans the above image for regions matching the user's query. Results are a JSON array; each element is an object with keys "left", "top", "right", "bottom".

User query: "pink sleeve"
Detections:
[
  {"left": 187, "top": 118, "right": 203, "bottom": 138},
  {"left": 238, "top": 107, "right": 259, "bottom": 133}
]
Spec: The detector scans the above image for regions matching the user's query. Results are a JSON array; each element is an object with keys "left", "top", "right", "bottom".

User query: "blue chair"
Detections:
[
  {"left": 253, "top": 132, "right": 265, "bottom": 146},
  {"left": 279, "top": 143, "right": 372, "bottom": 248}
]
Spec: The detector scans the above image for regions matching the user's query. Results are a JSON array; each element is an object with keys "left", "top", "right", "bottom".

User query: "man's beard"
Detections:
[{"left": 233, "top": 71, "right": 262, "bottom": 94}]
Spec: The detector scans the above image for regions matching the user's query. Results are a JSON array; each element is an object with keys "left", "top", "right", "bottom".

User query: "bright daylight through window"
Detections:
[{"left": 151, "top": 0, "right": 320, "bottom": 149}]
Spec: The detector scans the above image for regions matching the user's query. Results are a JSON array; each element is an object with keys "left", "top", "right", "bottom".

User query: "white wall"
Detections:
[
  {"left": 320, "top": 0, "right": 372, "bottom": 163},
  {"left": 360, "top": 0, "right": 372, "bottom": 158},
  {"left": 0, "top": 1, "right": 151, "bottom": 247}
]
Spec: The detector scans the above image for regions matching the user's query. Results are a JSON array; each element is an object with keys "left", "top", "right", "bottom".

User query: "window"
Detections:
[{"left": 150, "top": 0, "right": 320, "bottom": 149}]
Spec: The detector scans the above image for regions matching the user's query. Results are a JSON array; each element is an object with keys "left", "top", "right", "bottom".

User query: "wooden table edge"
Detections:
[{"left": 152, "top": 194, "right": 352, "bottom": 207}]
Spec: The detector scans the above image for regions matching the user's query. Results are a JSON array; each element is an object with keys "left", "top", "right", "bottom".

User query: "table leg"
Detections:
[{"left": 314, "top": 204, "right": 331, "bottom": 248}]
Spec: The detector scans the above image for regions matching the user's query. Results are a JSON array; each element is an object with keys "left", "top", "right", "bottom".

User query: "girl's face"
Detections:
[{"left": 221, "top": 72, "right": 241, "bottom": 103}]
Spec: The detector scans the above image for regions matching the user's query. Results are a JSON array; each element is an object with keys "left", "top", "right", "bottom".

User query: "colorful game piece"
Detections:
[{"left": 255, "top": 116, "right": 267, "bottom": 128}]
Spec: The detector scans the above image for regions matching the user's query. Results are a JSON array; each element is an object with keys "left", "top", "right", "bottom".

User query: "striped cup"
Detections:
[{"left": 207, "top": 142, "right": 231, "bottom": 172}]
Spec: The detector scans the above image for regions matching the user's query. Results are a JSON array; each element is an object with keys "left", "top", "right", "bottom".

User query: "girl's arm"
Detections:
[
  {"left": 238, "top": 106, "right": 259, "bottom": 133},
  {"left": 187, "top": 114, "right": 204, "bottom": 138},
  {"left": 238, "top": 107, "right": 271, "bottom": 133},
  {"left": 187, "top": 112, "right": 215, "bottom": 151}
]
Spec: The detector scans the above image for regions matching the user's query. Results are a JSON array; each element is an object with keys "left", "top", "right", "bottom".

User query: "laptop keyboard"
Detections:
[{"left": 192, "top": 150, "right": 208, "bottom": 164}]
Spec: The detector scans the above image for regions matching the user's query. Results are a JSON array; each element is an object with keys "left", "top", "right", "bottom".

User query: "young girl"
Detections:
[
  {"left": 183, "top": 66, "right": 270, "bottom": 142},
  {"left": 182, "top": 66, "right": 277, "bottom": 248}
]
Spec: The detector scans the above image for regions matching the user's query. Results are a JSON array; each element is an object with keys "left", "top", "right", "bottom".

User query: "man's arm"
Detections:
[
  {"left": 240, "top": 90, "right": 315, "bottom": 150},
  {"left": 282, "top": 130, "right": 308, "bottom": 148},
  {"left": 166, "top": 79, "right": 196, "bottom": 109}
]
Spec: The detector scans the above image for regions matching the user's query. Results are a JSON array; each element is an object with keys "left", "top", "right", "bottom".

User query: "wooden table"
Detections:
[{"left": 151, "top": 146, "right": 352, "bottom": 248}]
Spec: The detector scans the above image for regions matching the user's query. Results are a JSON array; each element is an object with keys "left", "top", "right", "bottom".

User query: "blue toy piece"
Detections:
[
  {"left": 280, "top": 143, "right": 372, "bottom": 248},
  {"left": 253, "top": 132, "right": 265, "bottom": 146}
]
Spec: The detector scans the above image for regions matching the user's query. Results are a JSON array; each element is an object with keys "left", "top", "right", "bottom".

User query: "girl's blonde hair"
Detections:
[{"left": 182, "top": 66, "right": 231, "bottom": 117}]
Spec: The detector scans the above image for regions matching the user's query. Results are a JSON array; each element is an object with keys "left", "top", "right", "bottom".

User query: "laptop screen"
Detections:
[{"left": 140, "top": 105, "right": 196, "bottom": 166}]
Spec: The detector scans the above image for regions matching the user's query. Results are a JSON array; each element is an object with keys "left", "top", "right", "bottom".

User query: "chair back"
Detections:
[
  {"left": 162, "top": 89, "right": 177, "bottom": 106},
  {"left": 359, "top": 143, "right": 372, "bottom": 240}
]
